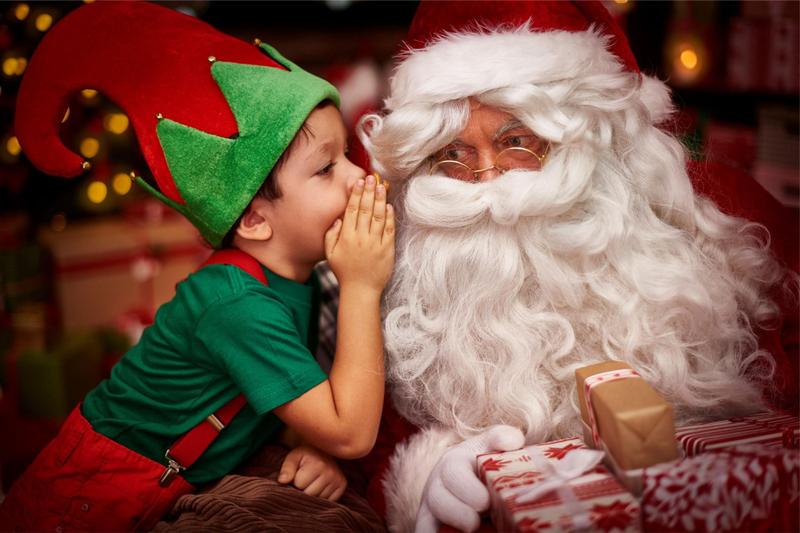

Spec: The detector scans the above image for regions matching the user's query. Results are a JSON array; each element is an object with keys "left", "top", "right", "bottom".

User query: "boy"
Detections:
[{"left": 1, "top": 2, "right": 394, "bottom": 531}]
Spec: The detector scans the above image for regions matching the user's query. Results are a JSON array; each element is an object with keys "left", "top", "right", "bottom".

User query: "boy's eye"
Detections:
[{"left": 317, "top": 162, "right": 336, "bottom": 176}]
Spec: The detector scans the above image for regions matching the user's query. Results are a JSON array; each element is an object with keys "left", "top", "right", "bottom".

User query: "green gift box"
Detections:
[
  {"left": 17, "top": 332, "right": 105, "bottom": 419},
  {"left": 0, "top": 244, "right": 48, "bottom": 311}
]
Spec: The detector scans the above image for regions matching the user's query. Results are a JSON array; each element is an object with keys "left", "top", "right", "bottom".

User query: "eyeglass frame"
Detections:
[{"left": 430, "top": 145, "right": 550, "bottom": 181}]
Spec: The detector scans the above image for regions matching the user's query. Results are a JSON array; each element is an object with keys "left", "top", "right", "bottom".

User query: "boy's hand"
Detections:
[
  {"left": 325, "top": 175, "right": 395, "bottom": 293},
  {"left": 278, "top": 444, "right": 348, "bottom": 501}
]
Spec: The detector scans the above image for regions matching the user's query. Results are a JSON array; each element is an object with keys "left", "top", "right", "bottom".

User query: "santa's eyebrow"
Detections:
[{"left": 493, "top": 119, "right": 526, "bottom": 140}]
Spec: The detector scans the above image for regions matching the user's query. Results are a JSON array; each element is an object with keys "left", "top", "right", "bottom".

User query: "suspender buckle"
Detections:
[
  {"left": 206, "top": 413, "right": 225, "bottom": 432},
  {"left": 159, "top": 450, "right": 186, "bottom": 487}
]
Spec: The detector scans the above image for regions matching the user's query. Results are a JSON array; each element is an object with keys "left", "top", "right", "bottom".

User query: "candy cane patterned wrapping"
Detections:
[{"left": 642, "top": 444, "right": 800, "bottom": 532}]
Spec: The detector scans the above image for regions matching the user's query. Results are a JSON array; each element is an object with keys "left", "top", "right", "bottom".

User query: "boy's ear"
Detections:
[{"left": 235, "top": 198, "right": 273, "bottom": 241}]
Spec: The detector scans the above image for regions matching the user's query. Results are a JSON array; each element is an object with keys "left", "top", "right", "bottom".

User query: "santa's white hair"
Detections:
[{"left": 358, "top": 25, "right": 790, "bottom": 442}]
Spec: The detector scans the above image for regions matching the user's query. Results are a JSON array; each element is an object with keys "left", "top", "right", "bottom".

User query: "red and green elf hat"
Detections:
[{"left": 15, "top": 1, "right": 339, "bottom": 247}]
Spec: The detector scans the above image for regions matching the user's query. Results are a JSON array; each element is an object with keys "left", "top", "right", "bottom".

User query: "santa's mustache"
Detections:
[{"left": 403, "top": 150, "right": 596, "bottom": 228}]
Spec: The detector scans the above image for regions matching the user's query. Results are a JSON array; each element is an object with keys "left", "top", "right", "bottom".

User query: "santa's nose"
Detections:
[
  {"left": 472, "top": 152, "right": 501, "bottom": 182},
  {"left": 474, "top": 167, "right": 501, "bottom": 182}
]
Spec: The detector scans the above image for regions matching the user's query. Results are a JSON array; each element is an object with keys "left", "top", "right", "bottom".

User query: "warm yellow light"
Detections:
[
  {"left": 87, "top": 181, "right": 107, "bottom": 204},
  {"left": 14, "top": 57, "right": 26, "bottom": 75},
  {"left": 35, "top": 13, "right": 53, "bottom": 32},
  {"left": 81, "top": 88, "right": 98, "bottom": 99},
  {"left": 15, "top": 3, "right": 30, "bottom": 20},
  {"left": 613, "top": 0, "right": 629, "bottom": 3},
  {"left": 62, "top": 107, "right": 70, "bottom": 123},
  {"left": 112, "top": 172, "right": 133, "bottom": 195},
  {"left": 6, "top": 136, "right": 21, "bottom": 156},
  {"left": 51, "top": 212, "right": 67, "bottom": 232},
  {"left": 79, "top": 137, "right": 100, "bottom": 158},
  {"left": 83, "top": 0, "right": 95, "bottom": 3},
  {"left": 680, "top": 49, "right": 699, "bottom": 70},
  {"left": 2, "top": 58, "right": 18, "bottom": 77},
  {"left": 104, "top": 113, "right": 129, "bottom": 134}
]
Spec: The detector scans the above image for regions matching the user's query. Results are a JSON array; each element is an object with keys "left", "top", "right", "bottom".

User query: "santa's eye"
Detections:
[
  {"left": 438, "top": 145, "right": 473, "bottom": 163},
  {"left": 498, "top": 133, "right": 539, "bottom": 150}
]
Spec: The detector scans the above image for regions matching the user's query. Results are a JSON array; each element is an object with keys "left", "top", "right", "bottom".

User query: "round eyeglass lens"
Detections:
[
  {"left": 437, "top": 161, "right": 475, "bottom": 181},
  {"left": 496, "top": 147, "right": 544, "bottom": 171}
]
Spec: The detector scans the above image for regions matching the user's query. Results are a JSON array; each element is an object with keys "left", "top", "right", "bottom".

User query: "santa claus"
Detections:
[{"left": 357, "top": 1, "right": 799, "bottom": 532}]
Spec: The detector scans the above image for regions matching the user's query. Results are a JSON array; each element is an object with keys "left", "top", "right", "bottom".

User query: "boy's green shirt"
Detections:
[{"left": 82, "top": 263, "right": 327, "bottom": 485}]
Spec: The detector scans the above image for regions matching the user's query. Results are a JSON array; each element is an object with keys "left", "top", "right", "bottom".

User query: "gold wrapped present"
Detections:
[{"left": 575, "top": 361, "right": 679, "bottom": 492}]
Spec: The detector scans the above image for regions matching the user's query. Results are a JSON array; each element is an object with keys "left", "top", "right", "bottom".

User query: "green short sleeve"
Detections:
[{"left": 194, "top": 291, "right": 327, "bottom": 415}]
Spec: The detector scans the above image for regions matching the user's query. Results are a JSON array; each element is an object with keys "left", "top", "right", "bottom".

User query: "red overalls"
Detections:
[{"left": 0, "top": 250, "right": 264, "bottom": 532}]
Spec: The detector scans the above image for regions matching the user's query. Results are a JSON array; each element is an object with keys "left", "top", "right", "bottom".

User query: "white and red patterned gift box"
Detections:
[
  {"left": 676, "top": 412, "right": 799, "bottom": 456},
  {"left": 478, "top": 437, "right": 641, "bottom": 533},
  {"left": 641, "top": 444, "right": 800, "bottom": 532}
]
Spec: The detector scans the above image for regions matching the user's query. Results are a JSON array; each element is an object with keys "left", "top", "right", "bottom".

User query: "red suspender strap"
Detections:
[
  {"left": 200, "top": 248, "right": 267, "bottom": 284},
  {"left": 159, "top": 249, "right": 266, "bottom": 487}
]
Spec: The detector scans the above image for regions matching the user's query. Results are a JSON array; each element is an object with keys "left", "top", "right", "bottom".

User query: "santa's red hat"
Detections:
[{"left": 385, "top": 1, "right": 670, "bottom": 123}]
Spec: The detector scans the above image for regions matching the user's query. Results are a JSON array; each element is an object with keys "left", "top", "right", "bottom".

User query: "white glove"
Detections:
[{"left": 414, "top": 425, "right": 526, "bottom": 533}]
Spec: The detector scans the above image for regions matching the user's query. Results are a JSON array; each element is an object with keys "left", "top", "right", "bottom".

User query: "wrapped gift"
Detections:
[
  {"left": 575, "top": 361, "right": 679, "bottom": 493},
  {"left": 1, "top": 302, "right": 50, "bottom": 393},
  {"left": 478, "top": 437, "right": 641, "bottom": 532},
  {"left": 676, "top": 411, "right": 799, "bottom": 456},
  {"left": 17, "top": 332, "right": 105, "bottom": 419},
  {"left": 38, "top": 215, "right": 209, "bottom": 330},
  {"left": 642, "top": 444, "right": 800, "bottom": 532},
  {"left": 0, "top": 243, "right": 48, "bottom": 312}
]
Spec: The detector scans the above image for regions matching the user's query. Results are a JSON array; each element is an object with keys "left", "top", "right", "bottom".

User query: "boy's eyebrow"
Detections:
[
  {"left": 306, "top": 141, "right": 334, "bottom": 160},
  {"left": 493, "top": 119, "right": 525, "bottom": 140}
]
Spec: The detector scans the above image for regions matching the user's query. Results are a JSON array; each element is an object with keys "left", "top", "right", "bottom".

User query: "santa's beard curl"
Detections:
[{"left": 378, "top": 135, "right": 786, "bottom": 444}]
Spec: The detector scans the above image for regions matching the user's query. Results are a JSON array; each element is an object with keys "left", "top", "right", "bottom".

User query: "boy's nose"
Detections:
[{"left": 346, "top": 160, "right": 367, "bottom": 191}]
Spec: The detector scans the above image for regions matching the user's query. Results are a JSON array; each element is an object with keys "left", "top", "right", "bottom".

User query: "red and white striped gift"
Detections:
[{"left": 675, "top": 411, "right": 799, "bottom": 457}]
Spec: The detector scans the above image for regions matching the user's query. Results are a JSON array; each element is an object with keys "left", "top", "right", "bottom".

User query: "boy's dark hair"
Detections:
[{"left": 219, "top": 101, "right": 333, "bottom": 249}]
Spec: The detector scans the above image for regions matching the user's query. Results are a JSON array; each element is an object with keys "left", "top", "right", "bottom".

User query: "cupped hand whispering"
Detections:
[{"left": 325, "top": 175, "right": 395, "bottom": 293}]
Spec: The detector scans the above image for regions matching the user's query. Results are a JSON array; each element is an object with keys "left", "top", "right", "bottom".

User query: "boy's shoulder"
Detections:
[
  {"left": 182, "top": 263, "right": 318, "bottom": 348},
  {"left": 175, "top": 262, "right": 317, "bottom": 324},
  {"left": 181, "top": 262, "right": 280, "bottom": 310}
]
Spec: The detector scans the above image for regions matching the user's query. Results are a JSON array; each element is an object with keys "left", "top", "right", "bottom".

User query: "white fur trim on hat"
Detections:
[{"left": 385, "top": 25, "right": 672, "bottom": 123}]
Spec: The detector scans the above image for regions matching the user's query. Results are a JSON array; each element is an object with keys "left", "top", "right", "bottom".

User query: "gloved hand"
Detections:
[{"left": 414, "top": 425, "right": 526, "bottom": 533}]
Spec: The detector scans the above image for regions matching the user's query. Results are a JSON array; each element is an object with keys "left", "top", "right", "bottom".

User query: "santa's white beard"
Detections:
[{"left": 384, "top": 153, "right": 779, "bottom": 443}]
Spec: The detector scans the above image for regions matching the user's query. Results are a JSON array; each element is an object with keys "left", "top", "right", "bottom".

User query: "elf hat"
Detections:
[
  {"left": 15, "top": 1, "right": 339, "bottom": 247},
  {"left": 385, "top": 0, "right": 670, "bottom": 122}
]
